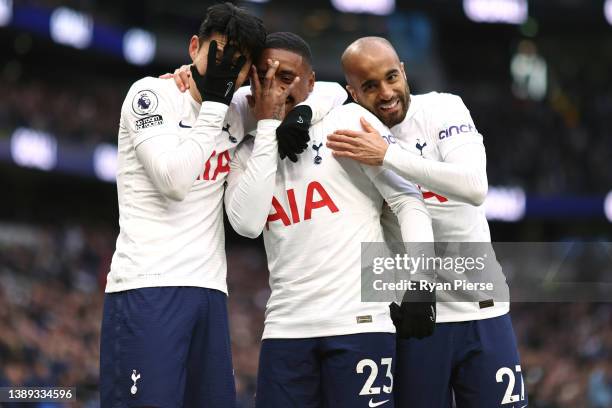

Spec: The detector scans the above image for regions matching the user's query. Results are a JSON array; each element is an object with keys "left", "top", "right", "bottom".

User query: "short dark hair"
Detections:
[
  {"left": 198, "top": 2, "right": 267, "bottom": 61},
  {"left": 265, "top": 32, "right": 313, "bottom": 67}
]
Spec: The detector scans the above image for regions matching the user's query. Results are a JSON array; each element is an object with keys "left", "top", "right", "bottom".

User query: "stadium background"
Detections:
[{"left": 0, "top": 0, "right": 610, "bottom": 406}]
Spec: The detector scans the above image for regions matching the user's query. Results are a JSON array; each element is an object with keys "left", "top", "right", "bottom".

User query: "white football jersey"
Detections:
[
  {"left": 106, "top": 77, "right": 245, "bottom": 293},
  {"left": 386, "top": 92, "right": 509, "bottom": 322},
  {"left": 230, "top": 103, "right": 424, "bottom": 339}
]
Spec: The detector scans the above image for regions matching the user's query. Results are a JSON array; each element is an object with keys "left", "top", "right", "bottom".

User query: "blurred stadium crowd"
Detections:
[
  {"left": 0, "top": 80, "right": 122, "bottom": 146},
  {"left": 0, "top": 224, "right": 610, "bottom": 408},
  {"left": 1, "top": 71, "right": 612, "bottom": 194}
]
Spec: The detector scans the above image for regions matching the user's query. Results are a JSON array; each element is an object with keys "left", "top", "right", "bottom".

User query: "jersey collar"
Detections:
[{"left": 391, "top": 94, "right": 419, "bottom": 133}]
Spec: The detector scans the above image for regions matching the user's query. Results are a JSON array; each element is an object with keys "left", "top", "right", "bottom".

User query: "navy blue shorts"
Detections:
[
  {"left": 99, "top": 287, "right": 235, "bottom": 408},
  {"left": 255, "top": 333, "right": 395, "bottom": 408},
  {"left": 395, "top": 313, "right": 527, "bottom": 408}
]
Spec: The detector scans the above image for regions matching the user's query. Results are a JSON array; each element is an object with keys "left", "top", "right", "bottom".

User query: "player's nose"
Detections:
[{"left": 378, "top": 83, "right": 394, "bottom": 101}]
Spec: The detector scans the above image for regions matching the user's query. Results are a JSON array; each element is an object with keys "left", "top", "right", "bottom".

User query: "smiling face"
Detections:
[
  {"left": 343, "top": 41, "right": 410, "bottom": 128},
  {"left": 256, "top": 47, "right": 315, "bottom": 113}
]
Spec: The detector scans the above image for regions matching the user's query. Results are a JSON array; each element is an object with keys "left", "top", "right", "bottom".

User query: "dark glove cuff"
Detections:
[
  {"left": 286, "top": 105, "right": 313, "bottom": 125},
  {"left": 202, "top": 89, "right": 233, "bottom": 106}
]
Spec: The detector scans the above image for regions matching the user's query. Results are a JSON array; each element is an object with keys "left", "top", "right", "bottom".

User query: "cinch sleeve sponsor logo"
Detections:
[
  {"left": 438, "top": 123, "right": 477, "bottom": 140},
  {"left": 381, "top": 134, "right": 397, "bottom": 144}
]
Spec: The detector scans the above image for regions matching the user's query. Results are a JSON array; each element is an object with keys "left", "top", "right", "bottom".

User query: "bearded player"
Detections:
[{"left": 326, "top": 37, "right": 526, "bottom": 408}]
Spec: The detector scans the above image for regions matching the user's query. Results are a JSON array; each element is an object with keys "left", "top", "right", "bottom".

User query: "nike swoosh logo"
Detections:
[
  {"left": 179, "top": 121, "right": 192, "bottom": 128},
  {"left": 224, "top": 81, "right": 233, "bottom": 97},
  {"left": 297, "top": 116, "right": 303, "bottom": 124},
  {"left": 368, "top": 399, "right": 389, "bottom": 407}
]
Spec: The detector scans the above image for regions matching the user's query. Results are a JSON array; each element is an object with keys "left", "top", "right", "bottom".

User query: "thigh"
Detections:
[
  {"left": 255, "top": 338, "right": 321, "bottom": 408},
  {"left": 184, "top": 288, "right": 236, "bottom": 408},
  {"left": 394, "top": 325, "right": 454, "bottom": 408},
  {"left": 99, "top": 287, "right": 198, "bottom": 408},
  {"left": 453, "top": 313, "right": 528, "bottom": 408},
  {"left": 320, "top": 333, "right": 395, "bottom": 408}
]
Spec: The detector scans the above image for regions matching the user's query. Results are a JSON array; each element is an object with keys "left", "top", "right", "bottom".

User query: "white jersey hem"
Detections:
[
  {"left": 262, "top": 321, "right": 396, "bottom": 340},
  {"left": 105, "top": 279, "right": 228, "bottom": 295},
  {"left": 435, "top": 303, "right": 509, "bottom": 323}
]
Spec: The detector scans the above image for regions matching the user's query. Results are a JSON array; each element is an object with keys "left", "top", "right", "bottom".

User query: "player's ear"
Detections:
[
  {"left": 308, "top": 71, "right": 315, "bottom": 93},
  {"left": 400, "top": 62, "right": 407, "bottom": 80},
  {"left": 346, "top": 84, "right": 357, "bottom": 102},
  {"left": 189, "top": 35, "right": 200, "bottom": 62}
]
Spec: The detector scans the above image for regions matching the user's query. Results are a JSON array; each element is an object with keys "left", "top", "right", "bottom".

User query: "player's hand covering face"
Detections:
[
  {"left": 256, "top": 48, "right": 314, "bottom": 113},
  {"left": 253, "top": 48, "right": 315, "bottom": 162},
  {"left": 191, "top": 40, "right": 248, "bottom": 105},
  {"left": 248, "top": 59, "right": 300, "bottom": 122}
]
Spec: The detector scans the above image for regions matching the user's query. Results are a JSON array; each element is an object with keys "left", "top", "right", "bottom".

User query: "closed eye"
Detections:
[{"left": 280, "top": 74, "right": 294, "bottom": 83}]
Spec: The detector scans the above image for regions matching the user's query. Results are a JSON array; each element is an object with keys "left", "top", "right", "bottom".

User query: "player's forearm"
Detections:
[
  {"left": 136, "top": 101, "right": 227, "bottom": 201},
  {"left": 225, "top": 120, "right": 280, "bottom": 238},
  {"left": 136, "top": 139, "right": 208, "bottom": 201},
  {"left": 185, "top": 101, "right": 228, "bottom": 159},
  {"left": 394, "top": 195, "right": 434, "bottom": 243},
  {"left": 382, "top": 143, "right": 488, "bottom": 206},
  {"left": 395, "top": 197, "right": 436, "bottom": 284}
]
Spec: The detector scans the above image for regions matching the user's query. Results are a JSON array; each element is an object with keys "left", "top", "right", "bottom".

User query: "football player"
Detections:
[
  {"left": 224, "top": 33, "right": 436, "bottom": 408},
  {"left": 100, "top": 4, "right": 266, "bottom": 407},
  {"left": 327, "top": 36, "right": 526, "bottom": 408}
]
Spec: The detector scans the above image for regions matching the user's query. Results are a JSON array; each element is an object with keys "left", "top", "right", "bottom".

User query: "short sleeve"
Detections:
[{"left": 121, "top": 77, "right": 178, "bottom": 148}]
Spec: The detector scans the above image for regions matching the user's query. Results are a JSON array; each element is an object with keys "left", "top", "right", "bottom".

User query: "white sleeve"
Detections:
[
  {"left": 297, "top": 81, "right": 347, "bottom": 124},
  {"left": 382, "top": 142, "right": 488, "bottom": 206},
  {"left": 366, "top": 168, "right": 434, "bottom": 243},
  {"left": 365, "top": 167, "right": 435, "bottom": 288},
  {"left": 133, "top": 101, "right": 228, "bottom": 202},
  {"left": 435, "top": 94, "right": 484, "bottom": 160},
  {"left": 224, "top": 119, "right": 280, "bottom": 238}
]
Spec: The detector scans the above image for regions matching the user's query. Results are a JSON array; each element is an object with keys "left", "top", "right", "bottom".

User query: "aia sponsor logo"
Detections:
[
  {"left": 196, "top": 150, "right": 230, "bottom": 181},
  {"left": 417, "top": 184, "right": 448, "bottom": 203},
  {"left": 266, "top": 181, "right": 339, "bottom": 228}
]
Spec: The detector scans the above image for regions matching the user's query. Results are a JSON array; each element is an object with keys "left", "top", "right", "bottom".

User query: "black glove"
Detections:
[
  {"left": 190, "top": 40, "right": 246, "bottom": 105},
  {"left": 389, "top": 286, "right": 436, "bottom": 340},
  {"left": 276, "top": 105, "right": 312, "bottom": 162}
]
